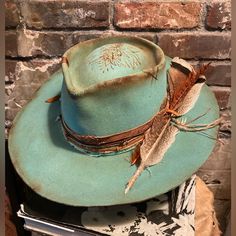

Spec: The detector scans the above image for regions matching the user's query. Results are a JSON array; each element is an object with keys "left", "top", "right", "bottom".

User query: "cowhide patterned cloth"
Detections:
[{"left": 80, "top": 175, "right": 196, "bottom": 236}]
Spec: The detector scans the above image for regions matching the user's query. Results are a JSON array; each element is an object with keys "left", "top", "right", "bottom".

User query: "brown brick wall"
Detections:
[
  {"left": 5, "top": 0, "right": 231, "bottom": 232},
  {"left": 114, "top": 2, "right": 202, "bottom": 29}
]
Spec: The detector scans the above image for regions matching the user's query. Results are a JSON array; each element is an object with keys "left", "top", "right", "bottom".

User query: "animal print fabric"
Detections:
[{"left": 81, "top": 176, "right": 196, "bottom": 236}]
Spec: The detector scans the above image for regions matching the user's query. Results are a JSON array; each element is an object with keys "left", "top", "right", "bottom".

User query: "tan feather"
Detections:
[
  {"left": 175, "top": 76, "right": 206, "bottom": 116},
  {"left": 125, "top": 118, "right": 179, "bottom": 194},
  {"left": 140, "top": 115, "right": 170, "bottom": 165},
  {"left": 125, "top": 59, "right": 209, "bottom": 194}
]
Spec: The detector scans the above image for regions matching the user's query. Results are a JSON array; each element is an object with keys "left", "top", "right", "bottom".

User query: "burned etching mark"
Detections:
[{"left": 88, "top": 43, "right": 142, "bottom": 73}]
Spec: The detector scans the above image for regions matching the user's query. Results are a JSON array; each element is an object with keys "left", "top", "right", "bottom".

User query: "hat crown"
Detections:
[
  {"left": 61, "top": 36, "right": 167, "bottom": 137},
  {"left": 83, "top": 43, "right": 156, "bottom": 88}
]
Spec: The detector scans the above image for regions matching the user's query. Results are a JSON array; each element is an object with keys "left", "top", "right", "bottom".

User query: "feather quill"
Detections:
[{"left": 125, "top": 58, "right": 209, "bottom": 194}]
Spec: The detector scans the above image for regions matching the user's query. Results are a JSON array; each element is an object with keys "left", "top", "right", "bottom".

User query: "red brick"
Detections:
[
  {"left": 210, "top": 86, "right": 231, "bottom": 110},
  {"left": 204, "top": 62, "right": 231, "bottom": 86},
  {"left": 71, "top": 32, "right": 155, "bottom": 46},
  {"left": 158, "top": 33, "right": 231, "bottom": 59},
  {"left": 5, "top": 59, "right": 61, "bottom": 122},
  {"left": 206, "top": 1, "right": 231, "bottom": 30},
  {"left": 20, "top": 0, "right": 110, "bottom": 29},
  {"left": 17, "top": 30, "right": 73, "bottom": 57},
  {"left": 96, "top": 31, "right": 155, "bottom": 43},
  {"left": 6, "top": 59, "right": 60, "bottom": 86},
  {"left": 200, "top": 138, "right": 231, "bottom": 170},
  {"left": 219, "top": 109, "right": 231, "bottom": 137},
  {"left": 5, "top": 0, "right": 20, "bottom": 28},
  {"left": 70, "top": 32, "right": 103, "bottom": 48},
  {"left": 122, "top": 33, "right": 155, "bottom": 43},
  {"left": 6, "top": 29, "right": 103, "bottom": 57},
  {"left": 114, "top": 2, "right": 201, "bottom": 29},
  {"left": 5, "top": 31, "right": 18, "bottom": 57},
  {"left": 5, "top": 60, "right": 17, "bottom": 83},
  {"left": 191, "top": 61, "right": 231, "bottom": 86},
  {"left": 6, "top": 29, "right": 155, "bottom": 57},
  {"left": 201, "top": 86, "right": 231, "bottom": 137},
  {"left": 5, "top": 108, "right": 21, "bottom": 127}
]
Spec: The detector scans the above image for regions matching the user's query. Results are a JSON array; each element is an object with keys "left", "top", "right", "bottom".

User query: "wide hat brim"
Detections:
[{"left": 9, "top": 57, "right": 219, "bottom": 207}]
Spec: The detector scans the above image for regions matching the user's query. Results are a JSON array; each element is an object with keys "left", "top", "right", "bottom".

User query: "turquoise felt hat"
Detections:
[{"left": 9, "top": 36, "right": 219, "bottom": 206}]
